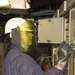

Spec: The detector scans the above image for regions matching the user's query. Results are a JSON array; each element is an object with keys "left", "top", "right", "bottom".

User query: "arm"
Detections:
[
  {"left": 54, "top": 41, "right": 73, "bottom": 71},
  {"left": 46, "top": 41, "right": 72, "bottom": 75},
  {"left": 19, "top": 54, "right": 64, "bottom": 75},
  {"left": 35, "top": 41, "right": 72, "bottom": 75}
]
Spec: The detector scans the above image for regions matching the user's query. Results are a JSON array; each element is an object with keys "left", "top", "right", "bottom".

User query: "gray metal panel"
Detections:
[
  {"left": 59, "top": 1, "right": 67, "bottom": 16},
  {"left": 67, "top": 0, "right": 75, "bottom": 9},
  {"left": 69, "top": 8, "right": 75, "bottom": 44},
  {"left": 38, "top": 17, "right": 64, "bottom": 44}
]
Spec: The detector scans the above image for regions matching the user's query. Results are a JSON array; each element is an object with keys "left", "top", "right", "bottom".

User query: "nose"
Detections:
[{"left": 29, "top": 33, "right": 33, "bottom": 38}]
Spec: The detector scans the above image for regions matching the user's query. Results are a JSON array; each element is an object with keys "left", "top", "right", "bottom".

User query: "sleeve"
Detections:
[
  {"left": 21, "top": 61, "right": 63, "bottom": 75},
  {"left": 18, "top": 54, "right": 63, "bottom": 75},
  {"left": 46, "top": 67, "right": 64, "bottom": 75}
]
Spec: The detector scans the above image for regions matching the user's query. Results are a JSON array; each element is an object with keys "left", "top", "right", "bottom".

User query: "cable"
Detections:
[{"left": 0, "top": 2, "right": 11, "bottom": 15}]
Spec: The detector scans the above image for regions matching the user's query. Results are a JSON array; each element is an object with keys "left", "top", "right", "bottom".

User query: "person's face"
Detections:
[{"left": 20, "top": 31, "right": 33, "bottom": 50}]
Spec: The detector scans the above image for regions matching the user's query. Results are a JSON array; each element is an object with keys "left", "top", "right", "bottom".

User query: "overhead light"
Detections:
[{"left": 0, "top": 0, "right": 10, "bottom": 7}]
